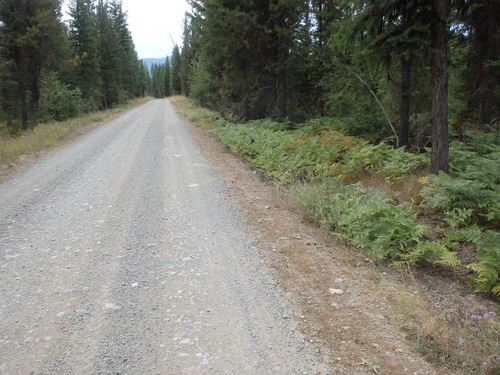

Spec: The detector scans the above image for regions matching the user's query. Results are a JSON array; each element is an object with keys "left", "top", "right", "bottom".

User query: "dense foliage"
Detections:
[
  {"left": 210, "top": 116, "right": 500, "bottom": 294},
  {"left": 0, "top": 0, "right": 149, "bottom": 132},
  {"left": 173, "top": 0, "right": 499, "bottom": 294},
  {"left": 178, "top": 0, "right": 499, "bottom": 174}
]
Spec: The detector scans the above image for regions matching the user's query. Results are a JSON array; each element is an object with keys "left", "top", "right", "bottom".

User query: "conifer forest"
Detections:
[{"left": 1, "top": 0, "right": 499, "bottom": 296}]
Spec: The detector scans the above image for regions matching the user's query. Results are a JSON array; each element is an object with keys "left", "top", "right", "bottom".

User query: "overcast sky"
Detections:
[{"left": 62, "top": 0, "right": 191, "bottom": 59}]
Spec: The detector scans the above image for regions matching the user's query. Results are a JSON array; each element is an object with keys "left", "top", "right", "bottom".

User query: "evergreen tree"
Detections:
[
  {"left": 164, "top": 57, "right": 171, "bottom": 97},
  {"left": 170, "top": 45, "right": 182, "bottom": 95},
  {"left": 349, "top": 0, "right": 431, "bottom": 148},
  {"left": 180, "top": 16, "right": 194, "bottom": 97},
  {"left": 96, "top": 0, "right": 122, "bottom": 107},
  {"left": 458, "top": 0, "right": 500, "bottom": 125},
  {"left": 109, "top": 0, "right": 140, "bottom": 98},
  {"left": 68, "top": 0, "right": 102, "bottom": 108},
  {"left": 188, "top": 0, "right": 302, "bottom": 119},
  {"left": 0, "top": 0, "right": 62, "bottom": 129},
  {"left": 429, "top": 0, "right": 449, "bottom": 174}
]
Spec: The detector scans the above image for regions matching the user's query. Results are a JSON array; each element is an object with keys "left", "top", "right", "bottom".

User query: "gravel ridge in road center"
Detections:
[{"left": 0, "top": 100, "right": 325, "bottom": 374}]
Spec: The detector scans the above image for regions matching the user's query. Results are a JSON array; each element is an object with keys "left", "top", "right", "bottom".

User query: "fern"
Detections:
[
  {"left": 397, "top": 241, "right": 459, "bottom": 267},
  {"left": 467, "top": 230, "right": 500, "bottom": 295}
]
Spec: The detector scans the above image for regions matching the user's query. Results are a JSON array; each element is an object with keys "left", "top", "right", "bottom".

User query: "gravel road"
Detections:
[{"left": 0, "top": 100, "right": 324, "bottom": 374}]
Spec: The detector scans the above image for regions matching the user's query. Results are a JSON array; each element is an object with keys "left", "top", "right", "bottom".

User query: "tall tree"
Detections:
[
  {"left": 179, "top": 16, "right": 194, "bottom": 97},
  {"left": 108, "top": 0, "right": 141, "bottom": 98},
  {"left": 459, "top": 0, "right": 500, "bottom": 124},
  {"left": 96, "top": 0, "right": 121, "bottom": 107},
  {"left": 164, "top": 57, "right": 171, "bottom": 97},
  {"left": 68, "top": 0, "right": 102, "bottom": 108},
  {"left": 429, "top": 0, "right": 449, "bottom": 174},
  {"left": 349, "top": 0, "right": 431, "bottom": 148},
  {"left": 0, "top": 0, "right": 62, "bottom": 129},
  {"left": 170, "top": 45, "right": 182, "bottom": 95},
  {"left": 188, "top": 0, "right": 302, "bottom": 119}
]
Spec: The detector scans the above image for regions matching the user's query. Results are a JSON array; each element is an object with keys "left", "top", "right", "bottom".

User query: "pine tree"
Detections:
[
  {"left": 429, "top": 0, "right": 449, "bottom": 174},
  {"left": 188, "top": 0, "right": 302, "bottom": 119},
  {"left": 0, "top": 0, "right": 62, "bottom": 129},
  {"left": 96, "top": 0, "right": 122, "bottom": 107},
  {"left": 68, "top": 0, "right": 102, "bottom": 108},
  {"left": 164, "top": 57, "right": 171, "bottom": 97},
  {"left": 349, "top": 0, "right": 431, "bottom": 148},
  {"left": 180, "top": 16, "right": 194, "bottom": 97},
  {"left": 459, "top": 0, "right": 500, "bottom": 125},
  {"left": 170, "top": 45, "right": 182, "bottom": 95}
]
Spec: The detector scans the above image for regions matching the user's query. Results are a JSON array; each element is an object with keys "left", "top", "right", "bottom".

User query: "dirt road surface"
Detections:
[{"left": 0, "top": 100, "right": 325, "bottom": 374}]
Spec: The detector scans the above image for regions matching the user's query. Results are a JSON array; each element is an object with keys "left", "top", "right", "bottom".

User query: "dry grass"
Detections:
[
  {"left": 169, "top": 96, "right": 219, "bottom": 130},
  {"left": 0, "top": 97, "right": 151, "bottom": 179},
  {"left": 386, "top": 278, "right": 500, "bottom": 374}
]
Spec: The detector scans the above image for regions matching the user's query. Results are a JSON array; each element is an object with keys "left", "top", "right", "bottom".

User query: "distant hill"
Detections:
[{"left": 141, "top": 57, "right": 168, "bottom": 73}]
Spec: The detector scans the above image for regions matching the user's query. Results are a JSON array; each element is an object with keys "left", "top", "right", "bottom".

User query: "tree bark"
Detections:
[
  {"left": 430, "top": 0, "right": 449, "bottom": 174},
  {"left": 399, "top": 56, "right": 411, "bottom": 148},
  {"left": 277, "top": 66, "right": 287, "bottom": 119}
]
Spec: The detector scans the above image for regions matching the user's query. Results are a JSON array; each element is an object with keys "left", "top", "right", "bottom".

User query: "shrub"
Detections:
[{"left": 39, "top": 74, "right": 89, "bottom": 122}]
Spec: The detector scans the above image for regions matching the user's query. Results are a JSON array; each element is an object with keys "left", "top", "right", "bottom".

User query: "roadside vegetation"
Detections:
[
  {"left": 172, "top": 95, "right": 500, "bottom": 374},
  {"left": 0, "top": 97, "right": 151, "bottom": 176}
]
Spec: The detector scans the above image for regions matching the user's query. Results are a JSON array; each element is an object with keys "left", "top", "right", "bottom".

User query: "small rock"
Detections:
[
  {"left": 329, "top": 288, "right": 344, "bottom": 295},
  {"left": 74, "top": 309, "right": 90, "bottom": 316},
  {"left": 103, "top": 303, "right": 121, "bottom": 311}
]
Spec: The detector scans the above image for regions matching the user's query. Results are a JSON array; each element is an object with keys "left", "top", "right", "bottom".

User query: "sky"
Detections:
[{"left": 62, "top": 0, "right": 191, "bottom": 59}]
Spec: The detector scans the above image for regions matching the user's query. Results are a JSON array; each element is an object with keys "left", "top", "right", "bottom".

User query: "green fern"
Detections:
[{"left": 467, "top": 230, "right": 500, "bottom": 295}]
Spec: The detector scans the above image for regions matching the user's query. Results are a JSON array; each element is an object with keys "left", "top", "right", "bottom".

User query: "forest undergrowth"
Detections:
[{"left": 172, "top": 96, "right": 500, "bottom": 374}]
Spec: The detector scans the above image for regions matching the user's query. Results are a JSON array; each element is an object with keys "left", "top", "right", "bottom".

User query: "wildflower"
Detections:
[
  {"left": 471, "top": 315, "right": 478, "bottom": 319},
  {"left": 482, "top": 362, "right": 488, "bottom": 367},
  {"left": 483, "top": 313, "right": 490, "bottom": 319},
  {"left": 462, "top": 362, "right": 468, "bottom": 367},
  {"left": 477, "top": 316, "right": 483, "bottom": 320}
]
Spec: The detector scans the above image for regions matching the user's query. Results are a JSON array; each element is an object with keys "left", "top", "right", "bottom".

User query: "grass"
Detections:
[
  {"left": 173, "top": 96, "right": 500, "bottom": 375},
  {"left": 169, "top": 96, "right": 219, "bottom": 130},
  {"left": 389, "top": 283, "right": 500, "bottom": 374},
  {"left": 0, "top": 97, "right": 151, "bottom": 173}
]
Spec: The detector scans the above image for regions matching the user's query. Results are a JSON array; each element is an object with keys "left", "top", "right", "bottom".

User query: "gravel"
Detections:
[{"left": 0, "top": 100, "right": 325, "bottom": 374}]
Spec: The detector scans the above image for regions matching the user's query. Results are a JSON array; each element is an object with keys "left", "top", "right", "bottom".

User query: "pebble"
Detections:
[
  {"left": 103, "top": 303, "right": 121, "bottom": 311},
  {"left": 329, "top": 288, "right": 344, "bottom": 295}
]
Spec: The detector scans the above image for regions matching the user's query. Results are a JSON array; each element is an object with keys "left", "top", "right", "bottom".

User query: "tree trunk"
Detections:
[
  {"left": 399, "top": 56, "right": 411, "bottom": 148},
  {"left": 277, "top": 66, "right": 287, "bottom": 119},
  {"left": 430, "top": 0, "right": 449, "bottom": 174}
]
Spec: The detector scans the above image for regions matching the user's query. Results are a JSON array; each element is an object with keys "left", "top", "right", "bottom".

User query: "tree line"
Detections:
[
  {"left": 0, "top": 0, "right": 149, "bottom": 132},
  {"left": 166, "top": 0, "right": 499, "bottom": 174}
]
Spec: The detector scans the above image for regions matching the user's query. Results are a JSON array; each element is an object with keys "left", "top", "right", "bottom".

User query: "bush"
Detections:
[{"left": 40, "top": 74, "right": 89, "bottom": 122}]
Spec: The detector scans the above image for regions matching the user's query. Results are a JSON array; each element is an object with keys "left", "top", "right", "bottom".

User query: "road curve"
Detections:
[{"left": 0, "top": 100, "right": 323, "bottom": 374}]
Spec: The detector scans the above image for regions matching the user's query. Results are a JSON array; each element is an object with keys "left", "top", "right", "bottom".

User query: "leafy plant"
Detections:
[
  {"left": 288, "top": 181, "right": 459, "bottom": 266},
  {"left": 468, "top": 230, "right": 500, "bottom": 295}
]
